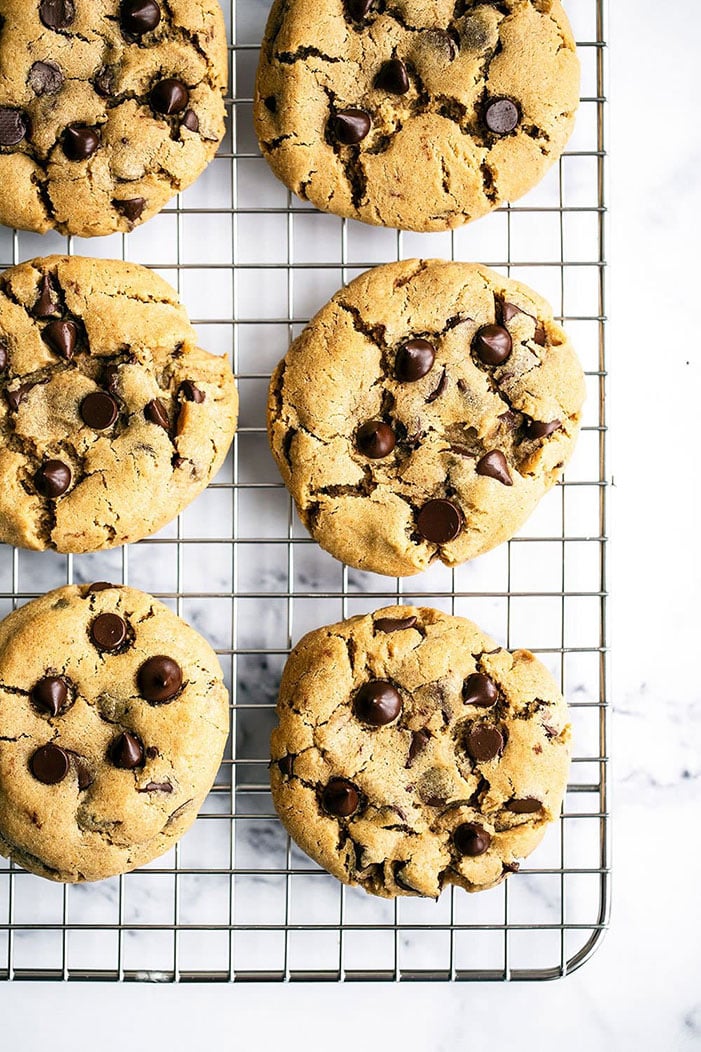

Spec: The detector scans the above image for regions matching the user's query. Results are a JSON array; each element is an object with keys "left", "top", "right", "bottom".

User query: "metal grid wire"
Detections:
[{"left": 0, "top": 0, "right": 608, "bottom": 981}]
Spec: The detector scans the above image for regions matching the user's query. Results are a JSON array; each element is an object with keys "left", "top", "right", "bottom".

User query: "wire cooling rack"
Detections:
[{"left": 0, "top": 0, "right": 608, "bottom": 981}]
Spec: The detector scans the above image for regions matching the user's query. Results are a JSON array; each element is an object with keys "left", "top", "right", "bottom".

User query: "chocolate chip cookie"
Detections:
[
  {"left": 254, "top": 0, "right": 579, "bottom": 231},
  {"left": 271, "top": 606, "right": 571, "bottom": 897},
  {"left": 0, "top": 0, "right": 227, "bottom": 237},
  {"left": 0, "top": 255, "right": 237, "bottom": 553},
  {"left": 0, "top": 583, "right": 229, "bottom": 882},
  {"left": 268, "top": 258, "right": 584, "bottom": 577}
]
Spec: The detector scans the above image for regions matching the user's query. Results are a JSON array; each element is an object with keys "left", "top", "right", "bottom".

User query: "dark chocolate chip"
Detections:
[
  {"left": 356, "top": 419, "right": 396, "bottom": 459},
  {"left": 182, "top": 109, "right": 199, "bottom": 132},
  {"left": 110, "top": 731, "right": 144, "bottom": 770},
  {"left": 374, "top": 615, "right": 417, "bottom": 633},
  {"left": 277, "top": 755, "right": 294, "bottom": 778},
  {"left": 39, "top": 0, "right": 75, "bottom": 30},
  {"left": 524, "top": 418, "right": 561, "bottom": 440},
  {"left": 331, "top": 108, "right": 371, "bottom": 144},
  {"left": 35, "top": 460, "right": 71, "bottom": 498},
  {"left": 151, "top": 78, "right": 189, "bottom": 115},
  {"left": 138, "top": 781, "right": 173, "bottom": 793},
  {"left": 484, "top": 96, "right": 520, "bottom": 135},
  {"left": 322, "top": 777, "right": 360, "bottom": 817},
  {"left": 426, "top": 366, "right": 447, "bottom": 403},
  {"left": 354, "top": 680, "right": 402, "bottom": 726},
  {"left": 180, "top": 380, "right": 205, "bottom": 403},
  {"left": 506, "top": 797, "right": 542, "bottom": 814},
  {"left": 42, "top": 319, "right": 79, "bottom": 360},
  {"left": 86, "top": 582, "right": 113, "bottom": 592},
  {"left": 93, "top": 66, "right": 117, "bottom": 97},
  {"left": 4, "top": 384, "right": 33, "bottom": 411},
  {"left": 172, "top": 455, "right": 187, "bottom": 469},
  {"left": 63, "top": 124, "right": 101, "bottom": 161},
  {"left": 145, "top": 398, "right": 170, "bottom": 429},
  {"left": 466, "top": 724, "right": 504, "bottom": 762},
  {"left": 416, "top": 499, "right": 463, "bottom": 544},
  {"left": 501, "top": 301, "right": 522, "bottom": 324},
  {"left": 81, "top": 391, "right": 119, "bottom": 430},
  {"left": 33, "top": 274, "right": 60, "bottom": 318},
  {"left": 422, "top": 28, "right": 458, "bottom": 62},
  {"left": 31, "top": 676, "right": 69, "bottom": 717},
  {"left": 345, "top": 0, "right": 373, "bottom": 18},
  {"left": 395, "top": 338, "right": 435, "bottom": 382},
  {"left": 503, "top": 860, "right": 520, "bottom": 873},
  {"left": 264, "top": 96, "right": 277, "bottom": 113},
  {"left": 375, "top": 58, "right": 409, "bottom": 94},
  {"left": 73, "top": 754, "right": 94, "bottom": 790},
  {"left": 28, "top": 61, "right": 63, "bottom": 96},
  {"left": 476, "top": 450, "right": 512, "bottom": 486},
  {"left": 121, "top": 0, "right": 161, "bottom": 35},
  {"left": 406, "top": 728, "right": 431, "bottom": 767},
  {"left": 454, "top": 822, "right": 491, "bottom": 856},
  {"left": 145, "top": 745, "right": 159, "bottom": 759},
  {"left": 0, "top": 341, "right": 7, "bottom": 371},
  {"left": 0, "top": 107, "right": 29, "bottom": 147},
  {"left": 90, "top": 612, "right": 128, "bottom": 652},
  {"left": 30, "top": 743, "right": 70, "bottom": 785},
  {"left": 534, "top": 323, "right": 547, "bottom": 347},
  {"left": 473, "top": 324, "right": 512, "bottom": 366},
  {"left": 114, "top": 197, "right": 146, "bottom": 223},
  {"left": 463, "top": 672, "right": 498, "bottom": 708},
  {"left": 138, "top": 656, "right": 183, "bottom": 703}
]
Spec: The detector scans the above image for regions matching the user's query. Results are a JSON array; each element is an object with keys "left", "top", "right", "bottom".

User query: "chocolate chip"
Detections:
[
  {"left": 277, "top": 755, "right": 294, "bottom": 778},
  {"left": 484, "top": 96, "right": 520, "bottom": 135},
  {"left": 473, "top": 324, "right": 512, "bottom": 366},
  {"left": 345, "top": 0, "right": 373, "bottom": 18},
  {"left": 524, "top": 418, "right": 561, "bottom": 440},
  {"left": 0, "top": 341, "right": 7, "bottom": 371},
  {"left": 503, "top": 860, "right": 520, "bottom": 874},
  {"left": 30, "top": 743, "right": 70, "bottom": 785},
  {"left": 331, "top": 109, "right": 371, "bottom": 144},
  {"left": 466, "top": 724, "right": 504, "bottom": 762},
  {"left": 4, "top": 384, "right": 33, "bottom": 412},
  {"left": 422, "top": 28, "right": 458, "bottom": 62},
  {"left": 506, "top": 797, "right": 542, "bottom": 814},
  {"left": 454, "top": 822, "right": 491, "bottom": 856},
  {"left": 151, "top": 78, "right": 189, "bottom": 115},
  {"left": 416, "top": 499, "right": 463, "bottom": 544},
  {"left": 42, "top": 319, "right": 79, "bottom": 360},
  {"left": 374, "top": 615, "right": 417, "bottom": 633},
  {"left": 463, "top": 672, "right": 498, "bottom": 708},
  {"left": 145, "top": 746, "right": 159, "bottom": 759},
  {"left": 406, "top": 728, "right": 431, "bottom": 767},
  {"left": 94, "top": 66, "right": 117, "bottom": 97},
  {"left": 395, "top": 338, "right": 435, "bottom": 382},
  {"left": 375, "top": 58, "right": 409, "bottom": 94},
  {"left": 426, "top": 366, "right": 447, "bottom": 403},
  {"left": 31, "top": 676, "right": 69, "bottom": 717},
  {"left": 90, "top": 612, "right": 128, "bottom": 652},
  {"left": 182, "top": 109, "right": 199, "bottom": 132},
  {"left": 114, "top": 197, "right": 146, "bottom": 223},
  {"left": 121, "top": 0, "right": 161, "bottom": 35},
  {"left": 476, "top": 450, "right": 512, "bottom": 486},
  {"left": 35, "top": 460, "right": 71, "bottom": 498},
  {"left": 0, "top": 108, "right": 29, "bottom": 147},
  {"left": 354, "top": 680, "right": 402, "bottom": 726},
  {"left": 534, "top": 323, "right": 547, "bottom": 347},
  {"left": 145, "top": 398, "right": 170, "bottom": 429},
  {"left": 28, "top": 61, "right": 63, "bottom": 96},
  {"left": 80, "top": 391, "right": 119, "bottom": 430},
  {"left": 356, "top": 420, "right": 396, "bottom": 459},
  {"left": 138, "top": 781, "right": 173, "bottom": 793},
  {"left": 172, "top": 455, "right": 187, "bottom": 469},
  {"left": 39, "top": 0, "right": 75, "bottom": 30},
  {"left": 180, "top": 380, "right": 205, "bottom": 403},
  {"left": 73, "top": 754, "right": 94, "bottom": 790},
  {"left": 500, "top": 301, "right": 522, "bottom": 324},
  {"left": 110, "top": 731, "right": 144, "bottom": 770},
  {"left": 138, "top": 656, "right": 183, "bottom": 703},
  {"left": 86, "top": 582, "right": 113, "bottom": 592},
  {"left": 264, "top": 96, "right": 277, "bottom": 113},
  {"left": 63, "top": 124, "right": 101, "bottom": 161},
  {"left": 33, "top": 274, "right": 60, "bottom": 318},
  {"left": 322, "top": 778, "right": 360, "bottom": 817}
]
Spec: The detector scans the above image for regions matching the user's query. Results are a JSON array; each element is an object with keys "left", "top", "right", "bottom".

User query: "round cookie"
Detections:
[
  {"left": 254, "top": 0, "right": 579, "bottom": 231},
  {"left": 0, "top": 0, "right": 227, "bottom": 237},
  {"left": 0, "top": 255, "right": 238, "bottom": 553},
  {"left": 271, "top": 606, "right": 571, "bottom": 897},
  {"left": 0, "top": 584, "right": 229, "bottom": 882},
  {"left": 268, "top": 258, "right": 585, "bottom": 577}
]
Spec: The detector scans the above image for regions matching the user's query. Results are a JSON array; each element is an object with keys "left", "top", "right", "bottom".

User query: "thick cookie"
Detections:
[
  {"left": 270, "top": 606, "right": 571, "bottom": 897},
  {"left": 268, "top": 259, "right": 584, "bottom": 577},
  {"left": 254, "top": 0, "right": 579, "bottom": 232},
  {"left": 0, "top": 584, "right": 229, "bottom": 882},
  {"left": 0, "top": 255, "right": 237, "bottom": 553},
  {"left": 0, "top": 0, "right": 227, "bottom": 237}
]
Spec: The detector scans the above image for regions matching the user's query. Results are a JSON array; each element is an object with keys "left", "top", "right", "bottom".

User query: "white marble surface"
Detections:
[{"left": 2, "top": 0, "right": 701, "bottom": 1046}]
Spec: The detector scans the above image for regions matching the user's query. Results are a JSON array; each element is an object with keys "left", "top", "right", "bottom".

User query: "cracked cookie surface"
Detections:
[
  {"left": 0, "top": 583, "right": 229, "bottom": 882},
  {"left": 271, "top": 605, "right": 571, "bottom": 897},
  {"left": 254, "top": 0, "right": 579, "bottom": 231},
  {"left": 0, "top": 0, "right": 227, "bottom": 237},
  {"left": 268, "top": 258, "right": 584, "bottom": 577},
  {"left": 0, "top": 255, "right": 238, "bottom": 553}
]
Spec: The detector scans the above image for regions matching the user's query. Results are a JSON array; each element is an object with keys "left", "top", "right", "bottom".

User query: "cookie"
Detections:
[
  {"left": 0, "top": 0, "right": 227, "bottom": 237},
  {"left": 254, "top": 0, "right": 579, "bottom": 231},
  {"left": 0, "top": 255, "right": 237, "bottom": 553},
  {"left": 270, "top": 606, "right": 571, "bottom": 897},
  {"left": 268, "top": 258, "right": 585, "bottom": 577},
  {"left": 0, "top": 584, "right": 229, "bottom": 882}
]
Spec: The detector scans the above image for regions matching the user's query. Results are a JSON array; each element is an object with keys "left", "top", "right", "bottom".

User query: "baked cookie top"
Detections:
[
  {"left": 0, "top": 255, "right": 237, "bottom": 554},
  {"left": 0, "top": 584, "right": 229, "bottom": 882},
  {"left": 270, "top": 606, "right": 571, "bottom": 897},
  {"left": 254, "top": 0, "right": 579, "bottom": 231},
  {"left": 0, "top": 0, "right": 227, "bottom": 237},
  {"left": 268, "top": 259, "right": 584, "bottom": 577}
]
